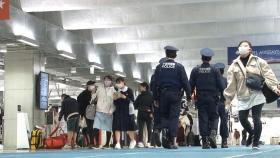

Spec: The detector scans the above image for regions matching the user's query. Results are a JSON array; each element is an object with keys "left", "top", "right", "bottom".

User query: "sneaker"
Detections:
[
  {"left": 63, "top": 145, "right": 72, "bottom": 149},
  {"left": 246, "top": 134, "right": 254, "bottom": 147},
  {"left": 145, "top": 143, "right": 153, "bottom": 148},
  {"left": 252, "top": 143, "right": 260, "bottom": 150},
  {"left": 102, "top": 144, "right": 110, "bottom": 149},
  {"left": 138, "top": 142, "right": 145, "bottom": 148},
  {"left": 115, "top": 143, "right": 121, "bottom": 149},
  {"left": 129, "top": 140, "right": 136, "bottom": 149}
]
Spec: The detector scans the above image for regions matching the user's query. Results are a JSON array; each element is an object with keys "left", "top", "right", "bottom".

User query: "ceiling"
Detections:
[{"left": 0, "top": 0, "right": 279, "bottom": 98}]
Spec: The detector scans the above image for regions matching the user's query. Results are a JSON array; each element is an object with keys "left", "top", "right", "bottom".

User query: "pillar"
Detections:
[{"left": 3, "top": 49, "right": 46, "bottom": 149}]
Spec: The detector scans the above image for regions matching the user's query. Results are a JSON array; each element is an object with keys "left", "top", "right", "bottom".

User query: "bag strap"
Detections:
[
  {"left": 255, "top": 57, "right": 264, "bottom": 77},
  {"left": 236, "top": 62, "right": 246, "bottom": 77}
]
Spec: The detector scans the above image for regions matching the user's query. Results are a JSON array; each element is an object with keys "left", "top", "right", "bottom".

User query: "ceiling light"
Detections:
[
  {"left": 0, "top": 47, "right": 7, "bottom": 53},
  {"left": 57, "top": 41, "right": 72, "bottom": 53},
  {"left": 134, "top": 78, "right": 143, "bottom": 83},
  {"left": 89, "top": 62, "right": 104, "bottom": 70},
  {"left": 16, "top": 35, "right": 39, "bottom": 47},
  {"left": 90, "top": 66, "right": 95, "bottom": 74},
  {"left": 96, "top": 76, "right": 101, "bottom": 81},
  {"left": 70, "top": 67, "right": 77, "bottom": 74},
  {"left": 58, "top": 51, "right": 76, "bottom": 60},
  {"left": 114, "top": 71, "right": 126, "bottom": 78}
]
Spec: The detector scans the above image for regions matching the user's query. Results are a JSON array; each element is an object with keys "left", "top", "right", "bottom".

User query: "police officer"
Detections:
[
  {"left": 189, "top": 48, "right": 224, "bottom": 149},
  {"left": 150, "top": 57, "right": 167, "bottom": 147},
  {"left": 153, "top": 46, "right": 192, "bottom": 149},
  {"left": 214, "top": 62, "right": 229, "bottom": 148}
]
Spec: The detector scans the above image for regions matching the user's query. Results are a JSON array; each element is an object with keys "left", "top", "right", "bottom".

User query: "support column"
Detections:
[{"left": 4, "top": 50, "right": 46, "bottom": 149}]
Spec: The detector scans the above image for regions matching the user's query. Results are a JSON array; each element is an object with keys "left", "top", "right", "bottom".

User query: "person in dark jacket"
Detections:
[
  {"left": 77, "top": 80, "right": 97, "bottom": 148},
  {"left": 134, "top": 82, "right": 154, "bottom": 148},
  {"left": 58, "top": 94, "right": 80, "bottom": 149}
]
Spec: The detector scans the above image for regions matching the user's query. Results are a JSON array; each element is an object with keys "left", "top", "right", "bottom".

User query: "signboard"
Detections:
[
  {"left": 228, "top": 45, "right": 280, "bottom": 65},
  {"left": 39, "top": 72, "right": 49, "bottom": 110}
]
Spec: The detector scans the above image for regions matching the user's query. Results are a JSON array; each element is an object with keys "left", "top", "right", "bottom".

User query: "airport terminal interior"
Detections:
[{"left": 1, "top": 0, "right": 280, "bottom": 158}]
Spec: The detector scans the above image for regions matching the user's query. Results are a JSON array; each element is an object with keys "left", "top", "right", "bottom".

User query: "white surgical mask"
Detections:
[
  {"left": 104, "top": 80, "right": 112, "bottom": 87},
  {"left": 238, "top": 47, "right": 250, "bottom": 55},
  {"left": 88, "top": 85, "right": 95, "bottom": 91}
]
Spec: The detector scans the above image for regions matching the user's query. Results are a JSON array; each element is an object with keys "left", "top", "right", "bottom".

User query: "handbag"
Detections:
[
  {"left": 237, "top": 57, "right": 279, "bottom": 103},
  {"left": 85, "top": 97, "right": 97, "bottom": 120},
  {"left": 44, "top": 126, "right": 67, "bottom": 149},
  {"left": 255, "top": 59, "right": 279, "bottom": 103}
]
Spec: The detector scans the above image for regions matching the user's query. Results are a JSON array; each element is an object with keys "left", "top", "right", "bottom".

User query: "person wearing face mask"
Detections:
[
  {"left": 77, "top": 80, "right": 96, "bottom": 148},
  {"left": 113, "top": 77, "right": 137, "bottom": 149},
  {"left": 224, "top": 40, "right": 280, "bottom": 150},
  {"left": 91, "top": 75, "right": 116, "bottom": 148}
]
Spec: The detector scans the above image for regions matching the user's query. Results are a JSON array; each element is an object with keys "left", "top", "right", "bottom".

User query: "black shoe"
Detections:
[
  {"left": 153, "top": 129, "right": 162, "bottom": 147},
  {"left": 246, "top": 134, "right": 254, "bottom": 147},
  {"left": 252, "top": 142, "right": 260, "bottom": 150},
  {"left": 221, "top": 139, "right": 228, "bottom": 148},
  {"left": 209, "top": 131, "right": 217, "bottom": 149},
  {"left": 202, "top": 138, "right": 210, "bottom": 149},
  {"left": 168, "top": 144, "right": 178, "bottom": 149},
  {"left": 102, "top": 144, "right": 110, "bottom": 149},
  {"left": 161, "top": 129, "right": 170, "bottom": 149}
]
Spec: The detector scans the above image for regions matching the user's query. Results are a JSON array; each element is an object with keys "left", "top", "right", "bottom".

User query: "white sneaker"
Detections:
[
  {"left": 138, "top": 142, "right": 145, "bottom": 148},
  {"left": 129, "top": 140, "right": 136, "bottom": 149},
  {"left": 115, "top": 143, "right": 121, "bottom": 149},
  {"left": 145, "top": 143, "right": 152, "bottom": 148},
  {"left": 63, "top": 145, "right": 72, "bottom": 149}
]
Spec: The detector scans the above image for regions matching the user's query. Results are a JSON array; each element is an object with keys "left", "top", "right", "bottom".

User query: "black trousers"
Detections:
[
  {"left": 218, "top": 102, "right": 229, "bottom": 139},
  {"left": 196, "top": 92, "right": 219, "bottom": 137},
  {"left": 159, "top": 90, "right": 181, "bottom": 139},
  {"left": 138, "top": 114, "right": 153, "bottom": 143},
  {"left": 86, "top": 118, "right": 95, "bottom": 145},
  {"left": 238, "top": 104, "right": 264, "bottom": 144}
]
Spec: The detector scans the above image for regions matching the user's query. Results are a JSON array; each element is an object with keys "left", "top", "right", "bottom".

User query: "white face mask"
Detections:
[
  {"left": 104, "top": 80, "right": 112, "bottom": 87},
  {"left": 238, "top": 47, "right": 250, "bottom": 55},
  {"left": 88, "top": 85, "right": 95, "bottom": 91}
]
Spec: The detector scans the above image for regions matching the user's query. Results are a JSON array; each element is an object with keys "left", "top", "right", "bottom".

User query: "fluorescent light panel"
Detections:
[
  {"left": 114, "top": 71, "right": 126, "bottom": 77},
  {"left": 71, "top": 67, "right": 77, "bottom": 73},
  {"left": 59, "top": 51, "right": 76, "bottom": 60},
  {"left": 16, "top": 35, "right": 39, "bottom": 47},
  {"left": 89, "top": 62, "right": 104, "bottom": 70},
  {"left": 134, "top": 78, "right": 143, "bottom": 83}
]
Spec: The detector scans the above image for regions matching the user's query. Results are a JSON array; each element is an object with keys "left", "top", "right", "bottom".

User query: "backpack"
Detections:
[{"left": 30, "top": 129, "right": 42, "bottom": 150}]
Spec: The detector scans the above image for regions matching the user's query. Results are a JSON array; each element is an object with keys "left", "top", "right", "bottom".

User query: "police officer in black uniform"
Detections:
[
  {"left": 189, "top": 48, "right": 224, "bottom": 149},
  {"left": 214, "top": 62, "right": 229, "bottom": 148},
  {"left": 153, "top": 46, "right": 192, "bottom": 149}
]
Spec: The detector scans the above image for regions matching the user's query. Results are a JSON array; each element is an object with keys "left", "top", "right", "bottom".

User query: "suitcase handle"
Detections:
[{"left": 49, "top": 125, "right": 65, "bottom": 137}]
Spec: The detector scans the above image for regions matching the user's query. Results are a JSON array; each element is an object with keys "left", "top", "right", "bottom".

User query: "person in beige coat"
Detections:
[
  {"left": 92, "top": 75, "right": 116, "bottom": 148},
  {"left": 224, "top": 40, "right": 280, "bottom": 150}
]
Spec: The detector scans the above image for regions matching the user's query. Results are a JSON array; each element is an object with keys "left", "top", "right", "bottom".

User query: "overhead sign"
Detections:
[{"left": 227, "top": 45, "right": 280, "bottom": 65}]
